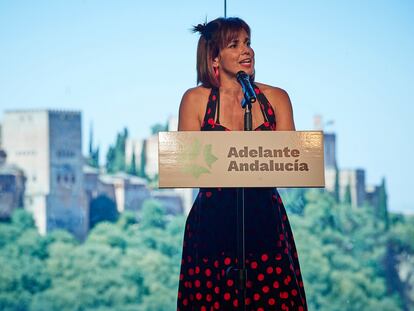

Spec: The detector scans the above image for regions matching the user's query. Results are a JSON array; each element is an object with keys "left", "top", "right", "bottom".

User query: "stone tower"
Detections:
[{"left": 1, "top": 110, "right": 87, "bottom": 239}]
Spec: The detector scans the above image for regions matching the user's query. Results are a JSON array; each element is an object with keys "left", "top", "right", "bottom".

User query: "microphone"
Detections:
[{"left": 236, "top": 71, "right": 257, "bottom": 108}]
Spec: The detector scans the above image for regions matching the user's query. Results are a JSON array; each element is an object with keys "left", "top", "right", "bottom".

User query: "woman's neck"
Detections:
[{"left": 219, "top": 77, "right": 243, "bottom": 97}]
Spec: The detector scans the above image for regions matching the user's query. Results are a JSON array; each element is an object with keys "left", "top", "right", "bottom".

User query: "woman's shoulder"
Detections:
[
  {"left": 255, "top": 82, "right": 291, "bottom": 107},
  {"left": 255, "top": 82, "right": 289, "bottom": 99},
  {"left": 178, "top": 86, "right": 212, "bottom": 131},
  {"left": 181, "top": 85, "right": 212, "bottom": 103},
  {"left": 255, "top": 82, "right": 295, "bottom": 130}
]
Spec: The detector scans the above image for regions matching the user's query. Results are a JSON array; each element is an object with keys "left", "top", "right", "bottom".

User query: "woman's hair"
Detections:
[{"left": 193, "top": 17, "right": 251, "bottom": 88}]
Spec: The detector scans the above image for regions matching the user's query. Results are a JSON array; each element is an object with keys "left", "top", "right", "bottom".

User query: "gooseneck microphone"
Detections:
[{"left": 236, "top": 71, "right": 257, "bottom": 108}]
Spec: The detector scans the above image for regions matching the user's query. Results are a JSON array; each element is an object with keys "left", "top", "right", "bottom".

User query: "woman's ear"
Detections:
[{"left": 212, "top": 56, "right": 220, "bottom": 69}]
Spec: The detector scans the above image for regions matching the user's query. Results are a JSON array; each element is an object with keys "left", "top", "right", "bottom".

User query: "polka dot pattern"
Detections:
[
  {"left": 177, "top": 86, "right": 307, "bottom": 310},
  {"left": 201, "top": 86, "right": 276, "bottom": 132}
]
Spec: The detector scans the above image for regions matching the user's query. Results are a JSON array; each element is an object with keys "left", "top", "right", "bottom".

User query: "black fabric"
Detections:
[{"left": 177, "top": 86, "right": 307, "bottom": 310}]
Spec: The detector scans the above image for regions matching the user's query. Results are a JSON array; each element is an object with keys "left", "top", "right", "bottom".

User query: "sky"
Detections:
[{"left": 0, "top": 0, "right": 413, "bottom": 213}]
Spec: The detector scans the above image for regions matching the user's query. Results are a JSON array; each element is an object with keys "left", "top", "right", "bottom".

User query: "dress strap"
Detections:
[
  {"left": 254, "top": 84, "right": 276, "bottom": 126},
  {"left": 202, "top": 88, "right": 219, "bottom": 128},
  {"left": 202, "top": 85, "right": 276, "bottom": 130},
  {"left": 216, "top": 89, "right": 221, "bottom": 124}
]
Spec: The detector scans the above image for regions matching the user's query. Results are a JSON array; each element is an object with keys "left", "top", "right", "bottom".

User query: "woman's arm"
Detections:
[{"left": 178, "top": 88, "right": 203, "bottom": 131}]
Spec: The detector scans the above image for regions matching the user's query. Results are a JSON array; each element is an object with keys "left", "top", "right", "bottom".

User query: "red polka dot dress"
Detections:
[{"left": 177, "top": 86, "right": 308, "bottom": 310}]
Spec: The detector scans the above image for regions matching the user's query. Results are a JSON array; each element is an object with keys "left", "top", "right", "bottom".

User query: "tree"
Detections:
[
  {"left": 87, "top": 145, "right": 99, "bottom": 169},
  {"left": 150, "top": 123, "right": 168, "bottom": 135},
  {"left": 343, "top": 180, "right": 352, "bottom": 205},
  {"left": 139, "top": 140, "right": 147, "bottom": 179},
  {"left": 87, "top": 222, "right": 127, "bottom": 251},
  {"left": 105, "top": 146, "right": 115, "bottom": 173},
  {"left": 0, "top": 187, "right": 407, "bottom": 311},
  {"left": 11, "top": 209, "right": 35, "bottom": 231},
  {"left": 127, "top": 150, "right": 137, "bottom": 176},
  {"left": 378, "top": 177, "right": 389, "bottom": 230},
  {"left": 139, "top": 199, "right": 166, "bottom": 230},
  {"left": 334, "top": 168, "right": 340, "bottom": 203},
  {"left": 117, "top": 211, "right": 138, "bottom": 230},
  {"left": 105, "top": 128, "right": 129, "bottom": 173},
  {"left": 296, "top": 189, "right": 402, "bottom": 311},
  {"left": 279, "top": 188, "right": 307, "bottom": 215},
  {"left": 87, "top": 123, "right": 100, "bottom": 168}
]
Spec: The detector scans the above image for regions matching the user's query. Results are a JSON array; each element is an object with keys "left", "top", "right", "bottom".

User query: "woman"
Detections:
[{"left": 177, "top": 17, "right": 307, "bottom": 311}]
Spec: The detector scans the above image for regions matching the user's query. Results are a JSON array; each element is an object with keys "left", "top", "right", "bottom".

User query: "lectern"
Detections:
[{"left": 159, "top": 131, "right": 324, "bottom": 310}]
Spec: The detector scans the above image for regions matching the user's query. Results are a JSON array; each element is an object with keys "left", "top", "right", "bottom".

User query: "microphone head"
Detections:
[
  {"left": 236, "top": 70, "right": 256, "bottom": 105},
  {"left": 236, "top": 71, "right": 248, "bottom": 81}
]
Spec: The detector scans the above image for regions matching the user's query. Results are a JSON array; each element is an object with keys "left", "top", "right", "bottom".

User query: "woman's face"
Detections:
[{"left": 214, "top": 29, "right": 255, "bottom": 78}]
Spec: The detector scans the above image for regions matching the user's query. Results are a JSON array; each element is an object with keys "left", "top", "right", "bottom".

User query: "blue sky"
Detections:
[{"left": 0, "top": 0, "right": 413, "bottom": 213}]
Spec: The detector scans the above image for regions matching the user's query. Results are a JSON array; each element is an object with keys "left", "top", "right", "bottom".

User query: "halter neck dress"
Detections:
[{"left": 177, "top": 85, "right": 308, "bottom": 311}]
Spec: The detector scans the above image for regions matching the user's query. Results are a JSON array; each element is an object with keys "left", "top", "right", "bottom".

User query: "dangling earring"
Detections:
[{"left": 214, "top": 66, "right": 219, "bottom": 79}]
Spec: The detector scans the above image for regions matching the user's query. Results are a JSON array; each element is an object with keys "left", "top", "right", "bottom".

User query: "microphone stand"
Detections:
[
  {"left": 227, "top": 71, "right": 255, "bottom": 311},
  {"left": 237, "top": 100, "right": 252, "bottom": 311}
]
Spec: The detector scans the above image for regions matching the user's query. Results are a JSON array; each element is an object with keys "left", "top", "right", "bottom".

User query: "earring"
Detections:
[{"left": 214, "top": 67, "right": 219, "bottom": 79}]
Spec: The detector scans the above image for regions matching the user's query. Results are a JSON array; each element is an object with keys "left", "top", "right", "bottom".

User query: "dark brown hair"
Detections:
[{"left": 193, "top": 17, "right": 251, "bottom": 88}]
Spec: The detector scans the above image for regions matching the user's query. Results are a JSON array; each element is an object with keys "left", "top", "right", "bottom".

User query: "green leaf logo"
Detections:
[
  {"left": 182, "top": 164, "right": 210, "bottom": 179},
  {"left": 203, "top": 144, "right": 218, "bottom": 168},
  {"left": 180, "top": 139, "right": 218, "bottom": 178},
  {"left": 188, "top": 139, "right": 201, "bottom": 161}
]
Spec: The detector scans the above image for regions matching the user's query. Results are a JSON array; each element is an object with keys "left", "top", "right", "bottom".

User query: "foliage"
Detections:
[
  {"left": 0, "top": 191, "right": 411, "bottom": 310},
  {"left": 150, "top": 123, "right": 168, "bottom": 135},
  {"left": 279, "top": 188, "right": 307, "bottom": 215},
  {"left": 288, "top": 189, "right": 403, "bottom": 310},
  {"left": 105, "top": 128, "right": 128, "bottom": 173},
  {"left": 127, "top": 150, "right": 137, "bottom": 176},
  {"left": 139, "top": 139, "right": 147, "bottom": 179},
  {"left": 87, "top": 125, "right": 100, "bottom": 168},
  {"left": 343, "top": 181, "right": 352, "bottom": 205},
  {"left": 139, "top": 199, "right": 167, "bottom": 230},
  {"left": 87, "top": 147, "right": 100, "bottom": 168},
  {"left": 378, "top": 177, "right": 390, "bottom": 229},
  {"left": 389, "top": 215, "right": 414, "bottom": 253},
  {"left": 334, "top": 168, "right": 340, "bottom": 203}
]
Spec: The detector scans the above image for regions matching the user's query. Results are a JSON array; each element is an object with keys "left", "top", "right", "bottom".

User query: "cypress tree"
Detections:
[
  {"left": 87, "top": 123, "right": 99, "bottom": 168},
  {"left": 378, "top": 177, "right": 389, "bottom": 230},
  {"left": 94, "top": 146, "right": 100, "bottom": 167},
  {"left": 106, "top": 128, "right": 129, "bottom": 173},
  {"left": 334, "top": 168, "right": 340, "bottom": 203},
  {"left": 139, "top": 140, "right": 147, "bottom": 179},
  {"left": 128, "top": 150, "right": 137, "bottom": 176},
  {"left": 151, "top": 123, "right": 167, "bottom": 135},
  {"left": 89, "top": 123, "right": 93, "bottom": 155},
  {"left": 89, "top": 146, "right": 99, "bottom": 168},
  {"left": 106, "top": 146, "right": 116, "bottom": 173},
  {"left": 113, "top": 133, "right": 125, "bottom": 171},
  {"left": 343, "top": 180, "right": 352, "bottom": 206}
]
